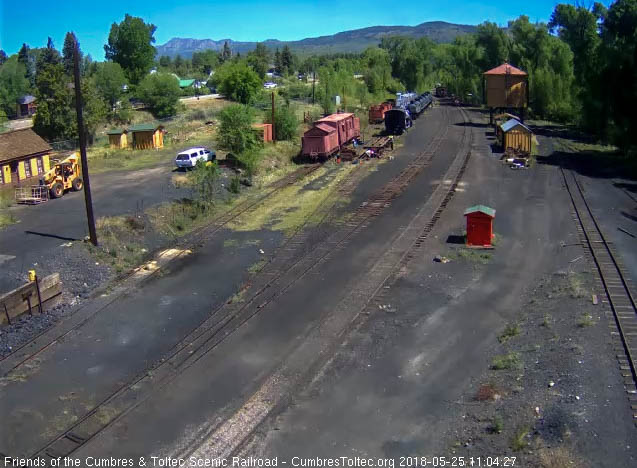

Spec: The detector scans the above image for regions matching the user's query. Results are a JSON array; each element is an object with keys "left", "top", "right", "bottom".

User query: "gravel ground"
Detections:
[{"left": 445, "top": 264, "right": 637, "bottom": 467}]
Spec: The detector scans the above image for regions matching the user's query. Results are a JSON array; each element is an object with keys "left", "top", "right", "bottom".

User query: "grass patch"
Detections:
[
  {"left": 491, "top": 352, "right": 522, "bottom": 370},
  {"left": 454, "top": 248, "right": 492, "bottom": 264},
  {"left": 498, "top": 323, "right": 521, "bottom": 343},
  {"left": 90, "top": 215, "right": 147, "bottom": 274},
  {"left": 510, "top": 426, "right": 530, "bottom": 451},
  {"left": 228, "top": 164, "right": 355, "bottom": 236},
  {"left": 0, "top": 187, "right": 18, "bottom": 230},
  {"left": 541, "top": 313, "right": 553, "bottom": 328},
  {"left": 567, "top": 273, "right": 587, "bottom": 298},
  {"left": 489, "top": 415, "right": 504, "bottom": 434},
  {"left": 223, "top": 238, "right": 240, "bottom": 248},
  {"left": 248, "top": 259, "right": 267, "bottom": 273},
  {"left": 577, "top": 313, "right": 594, "bottom": 328}
]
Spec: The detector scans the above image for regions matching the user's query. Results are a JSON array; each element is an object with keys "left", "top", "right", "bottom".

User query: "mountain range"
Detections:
[{"left": 156, "top": 21, "right": 477, "bottom": 58}]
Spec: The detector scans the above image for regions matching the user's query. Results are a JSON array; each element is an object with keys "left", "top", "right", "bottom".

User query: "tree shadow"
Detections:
[
  {"left": 536, "top": 149, "right": 637, "bottom": 181},
  {"left": 24, "top": 231, "right": 81, "bottom": 242},
  {"left": 455, "top": 121, "right": 489, "bottom": 129}
]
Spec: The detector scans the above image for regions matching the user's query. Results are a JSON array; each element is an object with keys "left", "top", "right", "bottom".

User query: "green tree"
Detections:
[
  {"left": 0, "top": 50, "right": 7, "bottom": 65},
  {"left": 94, "top": 62, "right": 127, "bottom": 108},
  {"left": 189, "top": 160, "right": 219, "bottom": 203},
  {"left": 104, "top": 14, "right": 157, "bottom": 84},
  {"left": 37, "top": 37, "right": 61, "bottom": 69},
  {"left": 217, "top": 104, "right": 259, "bottom": 154},
  {"left": 192, "top": 50, "right": 219, "bottom": 75},
  {"left": 247, "top": 43, "right": 269, "bottom": 78},
  {"left": 18, "top": 43, "right": 35, "bottom": 86},
  {"left": 475, "top": 22, "right": 509, "bottom": 69},
  {"left": 158, "top": 55, "right": 171, "bottom": 69},
  {"left": 274, "top": 48, "right": 282, "bottom": 75},
  {"left": 266, "top": 104, "right": 298, "bottom": 141},
  {"left": 0, "top": 57, "right": 31, "bottom": 118},
  {"left": 221, "top": 41, "right": 232, "bottom": 63},
  {"left": 137, "top": 72, "right": 181, "bottom": 118},
  {"left": 281, "top": 45, "right": 294, "bottom": 75},
  {"left": 212, "top": 61, "right": 261, "bottom": 104},
  {"left": 33, "top": 63, "right": 76, "bottom": 140},
  {"left": 62, "top": 32, "right": 80, "bottom": 75}
]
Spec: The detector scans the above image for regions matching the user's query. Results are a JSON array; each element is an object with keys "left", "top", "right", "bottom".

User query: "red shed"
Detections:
[
  {"left": 301, "top": 123, "right": 339, "bottom": 158},
  {"left": 464, "top": 205, "right": 496, "bottom": 247},
  {"left": 368, "top": 102, "right": 392, "bottom": 123},
  {"left": 316, "top": 113, "right": 360, "bottom": 147}
]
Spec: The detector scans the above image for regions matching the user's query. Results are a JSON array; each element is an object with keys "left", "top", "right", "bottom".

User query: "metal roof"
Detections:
[
  {"left": 307, "top": 123, "right": 336, "bottom": 135},
  {"left": 106, "top": 128, "right": 127, "bottom": 135},
  {"left": 317, "top": 113, "right": 355, "bottom": 123},
  {"left": 17, "top": 95, "right": 36, "bottom": 105},
  {"left": 500, "top": 119, "right": 531, "bottom": 133},
  {"left": 179, "top": 79, "right": 195, "bottom": 88},
  {"left": 128, "top": 124, "right": 163, "bottom": 132},
  {"left": 0, "top": 128, "right": 51, "bottom": 163},
  {"left": 464, "top": 205, "right": 496, "bottom": 218},
  {"left": 483, "top": 63, "right": 527, "bottom": 76}
]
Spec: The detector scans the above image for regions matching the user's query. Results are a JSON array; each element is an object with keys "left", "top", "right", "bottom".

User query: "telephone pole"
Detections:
[
  {"left": 271, "top": 91, "right": 276, "bottom": 142},
  {"left": 72, "top": 34, "right": 98, "bottom": 246}
]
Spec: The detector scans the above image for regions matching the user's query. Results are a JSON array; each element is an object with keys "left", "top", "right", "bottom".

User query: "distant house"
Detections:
[
  {"left": 16, "top": 95, "right": 37, "bottom": 118},
  {"left": 107, "top": 129, "right": 129, "bottom": 149},
  {"left": 0, "top": 128, "right": 52, "bottom": 185},
  {"left": 178, "top": 79, "right": 195, "bottom": 89},
  {"left": 128, "top": 124, "right": 165, "bottom": 150}
]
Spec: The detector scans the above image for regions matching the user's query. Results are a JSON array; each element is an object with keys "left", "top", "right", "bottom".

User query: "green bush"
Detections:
[
  {"left": 137, "top": 72, "right": 181, "bottom": 118},
  {"left": 188, "top": 160, "right": 219, "bottom": 203},
  {"left": 212, "top": 61, "right": 262, "bottom": 104},
  {"left": 217, "top": 104, "right": 260, "bottom": 154},
  {"left": 266, "top": 104, "right": 299, "bottom": 141}
]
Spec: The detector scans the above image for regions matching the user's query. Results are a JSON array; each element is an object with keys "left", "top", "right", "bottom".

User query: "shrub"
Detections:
[
  {"left": 137, "top": 72, "right": 181, "bottom": 118},
  {"left": 212, "top": 61, "right": 262, "bottom": 104},
  {"left": 266, "top": 104, "right": 299, "bottom": 141},
  {"left": 188, "top": 160, "right": 219, "bottom": 203},
  {"left": 217, "top": 104, "right": 260, "bottom": 154}
]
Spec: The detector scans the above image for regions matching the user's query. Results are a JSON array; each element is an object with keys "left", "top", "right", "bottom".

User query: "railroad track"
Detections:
[
  {"left": 183, "top": 103, "right": 475, "bottom": 459},
  {"left": 561, "top": 167, "right": 637, "bottom": 422},
  {"left": 20, "top": 104, "right": 458, "bottom": 460},
  {"left": 0, "top": 164, "right": 321, "bottom": 372}
]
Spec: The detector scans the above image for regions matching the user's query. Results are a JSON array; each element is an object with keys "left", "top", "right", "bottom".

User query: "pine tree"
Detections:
[
  {"left": 0, "top": 50, "right": 7, "bottom": 66},
  {"left": 38, "top": 37, "right": 61, "bottom": 69},
  {"left": 221, "top": 41, "right": 232, "bottom": 63},
  {"left": 281, "top": 45, "right": 293, "bottom": 76},
  {"left": 274, "top": 49, "right": 282, "bottom": 75},
  {"left": 62, "top": 32, "right": 80, "bottom": 75}
]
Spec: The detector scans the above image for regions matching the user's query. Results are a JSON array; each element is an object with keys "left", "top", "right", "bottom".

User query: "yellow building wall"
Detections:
[
  {"left": 30, "top": 158, "right": 39, "bottom": 177},
  {"left": 121, "top": 133, "right": 128, "bottom": 148},
  {"left": 486, "top": 75, "right": 527, "bottom": 108},
  {"left": 43, "top": 155, "right": 50, "bottom": 172},
  {"left": 18, "top": 161, "right": 26, "bottom": 180},
  {"left": 504, "top": 129, "right": 532, "bottom": 153},
  {"left": 1, "top": 164, "right": 10, "bottom": 184}
]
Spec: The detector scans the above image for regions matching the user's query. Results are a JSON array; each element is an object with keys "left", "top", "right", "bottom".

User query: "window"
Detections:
[
  {"left": 200, "top": 150, "right": 205, "bottom": 155},
  {"left": 191, "top": 152, "right": 199, "bottom": 158},
  {"left": 36, "top": 157, "right": 44, "bottom": 174},
  {"left": 24, "top": 160, "right": 32, "bottom": 178}
]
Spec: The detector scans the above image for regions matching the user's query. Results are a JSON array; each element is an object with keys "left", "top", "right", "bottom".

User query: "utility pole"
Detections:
[
  {"left": 312, "top": 70, "right": 315, "bottom": 105},
  {"left": 271, "top": 91, "right": 276, "bottom": 142},
  {"left": 72, "top": 34, "right": 98, "bottom": 246}
]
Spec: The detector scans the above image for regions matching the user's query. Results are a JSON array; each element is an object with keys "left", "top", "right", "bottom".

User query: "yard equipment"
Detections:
[{"left": 40, "top": 152, "right": 83, "bottom": 199}]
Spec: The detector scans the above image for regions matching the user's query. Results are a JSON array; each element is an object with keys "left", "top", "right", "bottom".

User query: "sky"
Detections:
[{"left": 0, "top": 0, "right": 597, "bottom": 59}]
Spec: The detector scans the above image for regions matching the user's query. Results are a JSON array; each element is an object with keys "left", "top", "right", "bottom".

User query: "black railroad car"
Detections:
[{"left": 384, "top": 109, "right": 412, "bottom": 135}]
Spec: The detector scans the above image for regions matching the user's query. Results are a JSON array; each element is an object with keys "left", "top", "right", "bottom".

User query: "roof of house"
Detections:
[
  {"left": 179, "top": 79, "right": 195, "bottom": 88},
  {"left": 316, "top": 113, "right": 355, "bottom": 123},
  {"left": 464, "top": 205, "right": 496, "bottom": 218},
  {"left": 0, "top": 128, "right": 51, "bottom": 164},
  {"left": 500, "top": 119, "right": 531, "bottom": 133},
  {"left": 106, "top": 128, "right": 127, "bottom": 135},
  {"left": 17, "top": 95, "right": 36, "bottom": 105},
  {"left": 128, "top": 124, "right": 163, "bottom": 132},
  {"left": 483, "top": 63, "right": 527, "bottom": 76}
]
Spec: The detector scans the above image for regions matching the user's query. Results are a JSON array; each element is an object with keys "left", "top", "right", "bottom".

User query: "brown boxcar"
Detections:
[
  {"left": 315, "top": 113, "right": 360, "bottom": 147},
  {"left": 301, "top": 123, "right": 339, "bottom": 158},
  {"left": 368, "top": 102, "right": 392, "bottom": 123}
]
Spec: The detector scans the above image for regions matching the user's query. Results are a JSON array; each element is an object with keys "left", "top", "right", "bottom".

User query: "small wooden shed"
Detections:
[
  {"left": 16, "top": 95, "right": 37, "bottom": 117},
  {"left": 252, "top": 123, "right": 273, "bottom": 143},
  {"left": 129, "top": 124, "right": 164, "bottom": 150},
  {"left": 499, "top": 119, "right": 533, "bottom": 154},
  {"left": 107, "top": 129, "right": 128, "bottom": 149},
  {"left": 464, "top": 205, "right": 496, "bottom": 247}
]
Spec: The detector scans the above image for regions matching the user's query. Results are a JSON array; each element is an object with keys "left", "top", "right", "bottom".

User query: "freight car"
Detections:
[
  {"left": 369, "top": 101, "right": 393, "bottom": 123},
  {"left": 395, "top": 92, "right": 418, "bottom": 109},
  {"left": 408, "top": 92, "right": 433, "bottom": 117},
  {"left": 435, "top": 86, "right": 447, "bottom": 98},
  {"left": 384, "top": 108, "right": 412, "bottom": 135},
  {"left": 301, "top": 112, "right": 361, "bottom": 159}
]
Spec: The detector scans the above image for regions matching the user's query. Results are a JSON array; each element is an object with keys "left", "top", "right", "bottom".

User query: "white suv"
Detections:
[{"left": 175, "top": 147, "right": 215, "bottom": 169}]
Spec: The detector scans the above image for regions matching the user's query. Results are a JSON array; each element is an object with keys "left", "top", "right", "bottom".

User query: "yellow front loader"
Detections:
[{"left": 40, "top": 153, "right": 84, "bottom": 198}]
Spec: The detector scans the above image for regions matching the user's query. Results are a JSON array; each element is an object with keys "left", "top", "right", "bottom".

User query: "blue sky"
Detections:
[{"left": 0, "top": 1, "right": 597, "bottom": 59}]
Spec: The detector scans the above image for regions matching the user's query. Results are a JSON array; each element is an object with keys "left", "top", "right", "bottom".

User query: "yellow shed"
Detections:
[
  {"left": 129, "top": 124, "right": 165, "bottom": 150},
  {"left": 107, "top": 129, "right": 128, "bottom": 149},
  {"left": 484, "top": 63, "right": 528, "bottom": 109},
  {"left": 500, "top": 119, "right": 533, "bottom": 154},
  {"left": 0, "top": 128, "right": 52, "bottom": 185}
]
